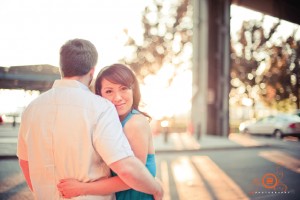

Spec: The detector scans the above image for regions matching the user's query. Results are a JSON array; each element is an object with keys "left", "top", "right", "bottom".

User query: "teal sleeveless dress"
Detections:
[{"left": 112, "top": 109, "right": 156, "bottom": 200}]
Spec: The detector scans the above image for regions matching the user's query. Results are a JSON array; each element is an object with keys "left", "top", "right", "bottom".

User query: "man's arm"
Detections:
[
  {"left": 109, "top": 156, "right": 163, "bottom": 200},
  {"left": 19, "top": 159, "right": 33, "bottom": 192}
]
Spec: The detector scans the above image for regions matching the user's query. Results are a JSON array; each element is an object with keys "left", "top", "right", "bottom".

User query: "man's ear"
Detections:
[{"left": 90, "top": 67, "right": 95, "bottom": 78}]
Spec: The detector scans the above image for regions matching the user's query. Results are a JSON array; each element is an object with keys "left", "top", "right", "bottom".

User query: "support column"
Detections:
[
  {"left": 192, "top": 0, "right": 230, "bottom": 137},
  {"left": 192, "top": 0, "right": 208, "bottom": 138},
  {"left": 207, "top": 0, "right": 231, "bottom": 136}
]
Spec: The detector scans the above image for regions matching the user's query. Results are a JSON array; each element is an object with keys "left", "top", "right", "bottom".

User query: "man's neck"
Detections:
[{"left": 62, "top": 76, "right": 91, "bottom": 87}]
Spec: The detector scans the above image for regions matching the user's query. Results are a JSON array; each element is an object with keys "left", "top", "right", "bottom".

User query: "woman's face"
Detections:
[{"left": 101, "top": 78, "right": 133, "bottom": 120}]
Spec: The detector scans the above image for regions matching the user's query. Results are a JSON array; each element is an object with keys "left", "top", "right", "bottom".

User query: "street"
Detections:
[
  {"left": 155, "top": 146, "right": 300, "bottom": 200},
  {"left": 1, "top": 131, "right": 300, "bottom": 200}
]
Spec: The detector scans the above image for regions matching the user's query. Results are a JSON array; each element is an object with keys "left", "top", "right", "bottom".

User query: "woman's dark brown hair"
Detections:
[{"left": 95, "top": 63, "right": 151, "bottom": 120}]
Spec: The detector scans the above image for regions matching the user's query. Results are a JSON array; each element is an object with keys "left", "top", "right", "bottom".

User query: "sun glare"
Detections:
[
  {"left": 141, "top": 64, "right": 192, "bottom": 120},
  {"left": 0, "top": 0, "right": 145, "bottom": 68}
]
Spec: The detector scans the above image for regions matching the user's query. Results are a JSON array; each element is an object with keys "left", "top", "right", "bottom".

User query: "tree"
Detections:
[
  {"left": 121, "top": 0, "right": 193, "bottom": 84},
  {"left": 261, "top": 34, "right": 300, "bottom": 110},
  {"left": 231, "top": 17, "right": 300, "bottom": 115}
]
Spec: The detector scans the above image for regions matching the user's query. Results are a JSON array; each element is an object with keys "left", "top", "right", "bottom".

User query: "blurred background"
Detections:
[
  {"left": 0, "top": 0, "right": 300, "bottom": 138},
  {"left": 1, "top": 1, "right": 300, "bottom": 199}
]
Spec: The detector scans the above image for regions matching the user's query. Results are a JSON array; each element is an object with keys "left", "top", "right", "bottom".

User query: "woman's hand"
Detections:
[
  {"left": 57, "top": 179, "right": 85, "bottom": 198},
  {"left": 153, "top": 177, "right": 164, "bottom": 200}
]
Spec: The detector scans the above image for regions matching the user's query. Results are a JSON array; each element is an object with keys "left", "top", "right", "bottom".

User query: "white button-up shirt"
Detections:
[{"left": 17, "top": 80, "right": 133, "bottom": 200}]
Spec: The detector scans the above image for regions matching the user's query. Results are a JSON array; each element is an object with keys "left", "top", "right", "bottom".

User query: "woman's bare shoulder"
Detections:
[{"left": 125, "top": 114, "right": 150, "bottom": 132}]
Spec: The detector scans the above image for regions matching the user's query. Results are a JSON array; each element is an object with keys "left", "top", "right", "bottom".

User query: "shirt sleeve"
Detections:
[{"left": 93, "top": 101, "right": 134, "bottom": 165}]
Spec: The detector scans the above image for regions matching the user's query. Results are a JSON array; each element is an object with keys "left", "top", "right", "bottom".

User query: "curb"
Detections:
[
  {"left": 155, "top": 144, "right": 272, "bottom": 154},
  {"left": 0, "top": 144, "right": 273, "bottom": 159},
  {"left": 0, "top": 144, "right": 283, "bottom": 159}
]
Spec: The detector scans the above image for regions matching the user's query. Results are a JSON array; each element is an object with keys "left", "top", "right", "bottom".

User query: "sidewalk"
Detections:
[
  {"left": 0, "top": 123, "right": 269, "bottom": 158},
  {"left": 153, "top": 131, "right": 268, "bottom": 153}
]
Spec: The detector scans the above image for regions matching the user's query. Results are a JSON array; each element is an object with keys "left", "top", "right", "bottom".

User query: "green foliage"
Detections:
[
  {"left": 231, "top": 17, "right": 300, "bottom": 111},
  {"left": 121, "top": 0, "right": 193, "bottom": 83}
]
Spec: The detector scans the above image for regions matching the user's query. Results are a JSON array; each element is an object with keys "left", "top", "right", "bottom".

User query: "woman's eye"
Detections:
[{"left": 105, "top": 90, "right": 112, "bottom": 94}]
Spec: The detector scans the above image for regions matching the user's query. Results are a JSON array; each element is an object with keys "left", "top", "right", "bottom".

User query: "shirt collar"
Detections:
[{"left": 52, "top": 79, "right": 90, "bottom": 91}]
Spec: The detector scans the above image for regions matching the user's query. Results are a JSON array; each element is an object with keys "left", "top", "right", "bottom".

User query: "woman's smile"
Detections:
[{"left": 101, "top": 78, "right": 134, "bottom": 118}]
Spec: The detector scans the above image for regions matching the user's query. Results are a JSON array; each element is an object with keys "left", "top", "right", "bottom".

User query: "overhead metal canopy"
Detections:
[
  {"left": 232, "top": 0, "right": 300, "bottom": 25},
  {"left": 0, "top": 64, "right": 60, "bottom": 92}
]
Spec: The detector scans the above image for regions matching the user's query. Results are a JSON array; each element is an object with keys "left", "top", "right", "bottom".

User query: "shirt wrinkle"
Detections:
[{"left": 17, "top": 79, "right": 133, "bottom": 200}]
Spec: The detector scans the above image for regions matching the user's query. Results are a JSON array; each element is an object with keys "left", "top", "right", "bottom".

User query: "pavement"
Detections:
[
  {"left": 0, "top": 122, "right": 275, "bottom": 158},
  {"left": 152, "top": 131, "right": 269, "bottom": 153},
  {"left": 0, "top": 123, "right": 275, "bottom": 158}
]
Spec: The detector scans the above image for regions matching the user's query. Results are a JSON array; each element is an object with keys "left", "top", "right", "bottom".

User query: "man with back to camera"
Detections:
[{"left": 17, "top": 38, "right": 163, "bottom": 200}]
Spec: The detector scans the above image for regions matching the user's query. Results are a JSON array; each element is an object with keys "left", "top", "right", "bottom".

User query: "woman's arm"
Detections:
[
  {"left": 57, "top": 176, "right": 130, "bottom": 197},
  {"left": 123, "top": 114, "right": 151, "bottom": 164}
]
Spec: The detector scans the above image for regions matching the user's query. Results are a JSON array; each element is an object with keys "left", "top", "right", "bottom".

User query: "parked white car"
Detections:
[{"left": 239, "top": 114, "right": 300, "bottom": 139}]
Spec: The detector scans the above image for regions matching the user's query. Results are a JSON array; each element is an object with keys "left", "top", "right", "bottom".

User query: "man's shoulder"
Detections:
[
  {"left": 87, "top": 92, "right": 111, "bottom": 105},
  {"left": 25, "top": 88, "right": 114, "bottom": 113},
  {"left": 82, "top": 92, "right": 116, "bottom": 113},
  {"left": 26, "top": 89, "right": 53, "bottom": 105}
]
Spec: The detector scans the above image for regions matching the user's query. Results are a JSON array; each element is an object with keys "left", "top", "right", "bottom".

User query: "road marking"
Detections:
[
  {"left": 191, "top": 156, "right": 249, "bottom": 200},
  {"left": 171, "top": 156, "right": 213, "bottom": 200},
  {"left": 180, "top": 133, "right": 201, "bottom": 149},
  {"left": 229, "top": 133, "right": 262, "bottom": 147},
  {"left": 160, "top": 160, "right": 171, "bottom": 200},
  {"left": 0, "top": 172, "right": 25, "bottom": 193},
  {"left": 7, "top": 187, "right": 33, "bottom": 200},
  {"left": 259, "top": 150, "right": 300, "bottom": 173},
  {"left": 170, "top": 133, "right": 184, "bottom": 150},
  {"left": 0, "top": 171, "right": 33, "bottom": 199}
]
